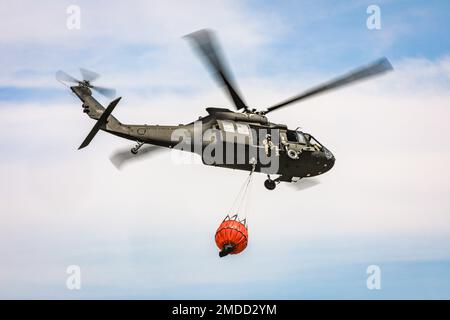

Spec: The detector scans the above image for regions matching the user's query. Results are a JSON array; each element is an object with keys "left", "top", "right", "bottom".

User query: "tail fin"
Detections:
[{"left": 78, "top": 97, "right": 122, "bottom": 149}]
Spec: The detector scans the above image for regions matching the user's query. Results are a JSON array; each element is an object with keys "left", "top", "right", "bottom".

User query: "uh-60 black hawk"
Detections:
[{"left": 57, "top": 29, "right": 393, "bottom": 190}]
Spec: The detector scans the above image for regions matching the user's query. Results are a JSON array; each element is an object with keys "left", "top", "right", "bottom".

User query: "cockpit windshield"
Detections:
[
  {"left": 303, "top": 133, "right": 323, "bottom": 151},
  {"left": 287, "top": 130, "right": 324, "bottom": 151},
  {"left": 296, "top": 132, "right": 306, "bottom": 144}
]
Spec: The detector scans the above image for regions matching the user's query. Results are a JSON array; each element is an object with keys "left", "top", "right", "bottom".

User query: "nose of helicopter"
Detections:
[
  {"left": 315, "top": 147, "right": 335, "bottom": 174},
  {"left": 309, "top": 147, "right": 335, "bottom": 176},
  {"left": 323, "top": 147, "right": 335, "bottom": 172}
]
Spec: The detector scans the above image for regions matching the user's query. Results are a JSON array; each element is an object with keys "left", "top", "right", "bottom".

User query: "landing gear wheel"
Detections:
[
  {"left": 130, "top": 141, "right": 144, "bottom": 154},
  {"left": 264, "top": 179, "right": 276, "bottom": 190}
]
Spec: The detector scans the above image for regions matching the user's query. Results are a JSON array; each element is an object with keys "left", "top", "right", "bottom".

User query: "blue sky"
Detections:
[
  {"left": 2, "top": 0, "right": 449, "bottom": 102},
  {"left": 0, "top": 0, "right": 449, "bottom": 299}
]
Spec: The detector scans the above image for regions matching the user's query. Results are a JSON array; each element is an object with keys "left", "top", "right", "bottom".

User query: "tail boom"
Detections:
[{"left": 71, "top": 85, "right": 183, "bottom": 150}]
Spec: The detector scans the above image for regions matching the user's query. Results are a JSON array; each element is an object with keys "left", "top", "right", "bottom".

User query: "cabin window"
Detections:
[
  {"left": 236, "top": 123, "right": 250, "bottom": 135},
  {"left": 221, "top": 120, "right": 235, "bottom": 133}
]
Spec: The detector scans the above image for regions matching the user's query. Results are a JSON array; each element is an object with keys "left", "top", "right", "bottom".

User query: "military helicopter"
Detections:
[{"left": 57, "top": 29, "right": 393, "bottom": 190}]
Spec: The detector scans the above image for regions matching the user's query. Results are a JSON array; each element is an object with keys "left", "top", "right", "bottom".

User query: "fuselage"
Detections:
[{"left": 72, "top": 85, "right": 335, "bottom": 182}]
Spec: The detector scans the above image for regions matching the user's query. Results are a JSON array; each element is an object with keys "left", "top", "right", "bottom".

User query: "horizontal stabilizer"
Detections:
[{"left": 78, "top": 97, "right": 122, "bottom": 149}]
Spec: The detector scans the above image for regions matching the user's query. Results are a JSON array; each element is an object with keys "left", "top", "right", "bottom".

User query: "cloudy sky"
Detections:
[{"left": 0, "top": 0, "right": 449, "bottom": 299}]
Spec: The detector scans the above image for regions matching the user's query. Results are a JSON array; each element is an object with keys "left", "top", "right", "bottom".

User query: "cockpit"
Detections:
[
  {"left": 282, "top": 129, "right": 334, "bottom": 172},
  {"left": 285, "top": 129, "right": 323, "bottom": 151}
]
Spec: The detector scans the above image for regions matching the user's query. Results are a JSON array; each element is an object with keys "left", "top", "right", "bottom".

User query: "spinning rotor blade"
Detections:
[
  {"left": 265, "top": 57, "right": 393, "bottom": 114},
  {"left": 55, "top": 70, "right": 80, "bottom": 84},
  {"left": 287, "top": 178, "right": 320, "bottom": 191},
  {"left": 185, "top": 29, "right": 248, "bottom": 111},
  {"left": 80, "top": 68, "right": 100, "bottom": 82},
  {"left": 110, "top": 145, "right": 165, "bottom": 170},
  {"left": 56, "top": 69, "right": 116, "bottom": 99},
  {"left": 92, "top": 86, "right": 116, "bottom": 99}
]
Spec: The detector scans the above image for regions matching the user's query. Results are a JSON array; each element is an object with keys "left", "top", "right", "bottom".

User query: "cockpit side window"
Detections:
[{"left": 286, "top": 130, "right": 298, "bottom": 142}]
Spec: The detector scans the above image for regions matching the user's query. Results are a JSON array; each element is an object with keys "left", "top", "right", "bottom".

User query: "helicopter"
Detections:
[{"left": 57, "top": 29, "right": 393, "bottom": 190}]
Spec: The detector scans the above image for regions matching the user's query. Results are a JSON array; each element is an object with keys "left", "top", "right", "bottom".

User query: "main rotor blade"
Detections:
[
  {"left": 265, "top": 57, "right": 393, "bottom": 114},
  {"left": 185, "top": 29, "right": 248, "bottom": 111},
  {"left": 80, "top": 68, "right": 100, "bottom": 82},
  {"left": 110, "top": 145, "right": 165, "bottom": 170},
  {"left": 92, "top": 86, "right": 116, "bottom": 99},
  {"left": 55, "top": 70, "right": 80, "bottom": 84},
  {"left": 287, "top": 178, "right": 320, "bottom": 191}
]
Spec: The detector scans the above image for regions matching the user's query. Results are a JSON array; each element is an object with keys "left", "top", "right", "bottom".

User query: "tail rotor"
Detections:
[{"left": 55, "top": 68, "right": 116, "bottom": 99}]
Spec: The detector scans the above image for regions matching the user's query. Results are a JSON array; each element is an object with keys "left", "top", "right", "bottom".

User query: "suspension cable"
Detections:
[{"left": 228, "top": 162, "right": 256, "bottom": 220}]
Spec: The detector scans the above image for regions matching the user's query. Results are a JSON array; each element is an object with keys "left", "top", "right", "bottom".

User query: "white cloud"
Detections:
[
  {"left": 0, "top": 1, "right": 449, "bottom": 298},
  {"left": 0, "top": 0, "right": 284, "bottom": 89}
]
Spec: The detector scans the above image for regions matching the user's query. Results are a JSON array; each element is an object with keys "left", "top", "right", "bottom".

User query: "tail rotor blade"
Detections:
[
  {"left": 92, "top": 86, "right": 116, "bottom": 99},
  {"left": 55, "top": 70, "right": 80, "bottom": 84},
  {"left": 57, "top": 68, "right": 116, "bottom": 99},
  {"left": 80, "top": 68, "right": 100, "bottom": 82}
]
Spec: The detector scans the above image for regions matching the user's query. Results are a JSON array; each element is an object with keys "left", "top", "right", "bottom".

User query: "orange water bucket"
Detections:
[{"left": 215, "top": 215, "right": 248, "bottom": 257}]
